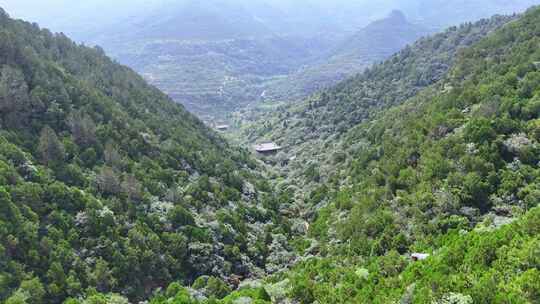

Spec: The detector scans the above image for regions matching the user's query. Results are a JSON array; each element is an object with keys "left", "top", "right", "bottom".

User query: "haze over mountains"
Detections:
[
  {"left": 0, "top": 0, "right": 399, "bottom": 42},
  {"left": 3, "top": 0, "right": 538, "bottom": 41},
  {"left": 2, "top": 0, "right": 537, "bottom": 120},
  {"left": 109, "top": 9, "right": 429, "bottom": 119},
  {"left": 263, "top": 10, "right": 429, "bottom": 102}
]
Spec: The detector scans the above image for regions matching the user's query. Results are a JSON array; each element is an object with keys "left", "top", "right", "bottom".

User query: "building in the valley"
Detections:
[
  {"left": 254, "top": 142, "right": 282, "bottom": 155},
  {"left": 216, "top": 125, "right": 230, "bottom": 131}
]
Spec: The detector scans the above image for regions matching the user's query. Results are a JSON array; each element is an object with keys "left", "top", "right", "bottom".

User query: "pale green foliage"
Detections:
[
  {"left": 433, "top": 293, "right": 473, "bottom": 304},
  {"left": 354, "top": 268, "right": 369, "bottom": 280}
]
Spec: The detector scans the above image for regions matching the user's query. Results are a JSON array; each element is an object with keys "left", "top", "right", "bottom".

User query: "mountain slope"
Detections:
[
  {"left": 262, "top": 10, "right": 429, "bottom": 101},
  {"left": 119, "top": 35, "right": 337, "bottom": 120},
  {"left": 3, "top": 3, "right": 540, "bottom": 304},
  {"left": 240, "top": 14, "right": 515, "bottom": 190},
  {"left": 399, "top": 0, "right": 539, "bottom": 29},
  {"left": 102, "top": 5, "right": 540, "bottom": 303},
  {"left": 145, "top": 206, "right": 540, "bottom": 303},
  {"left": 0, "top": 8, "right": 286, "bottom": 303},
  {"left": 282, "top": 5, "right": 540, "bottom": 302}
]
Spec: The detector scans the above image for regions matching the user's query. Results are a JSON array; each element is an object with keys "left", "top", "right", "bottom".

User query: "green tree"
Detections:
[
  {"left": 168, "top": 206, "right": 195, "bottom": 228},
  {"left": 0, "top": 65, "right": 29, "bottom": 127},
  {"left": 206, "top": 277, "right": 231, "bottom": 299},
  {"left": 37, "top": 126, "right": 65, "bottom": 166},
  {"left": 19, "top": 278, "right": 46, "bottom": 303},
  {"left": 90, "top": 259, "right": 116, "bottom": 293}
]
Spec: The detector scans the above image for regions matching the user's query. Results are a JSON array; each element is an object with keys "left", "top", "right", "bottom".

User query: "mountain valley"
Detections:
[
  {"left": 0, "top": 1, "right": 540, "bottom": 304},
  {"left": 96, "top": 9, "right": 428, "bottom": 121}
]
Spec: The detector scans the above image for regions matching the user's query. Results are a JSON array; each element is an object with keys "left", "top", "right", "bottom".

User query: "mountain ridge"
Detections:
[{"left": 261, "top": 10, "right": 430, "bottom": 102}]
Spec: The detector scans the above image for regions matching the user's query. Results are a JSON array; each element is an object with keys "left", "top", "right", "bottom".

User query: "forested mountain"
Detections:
[
  {"left": 279, "top": 5, "right": 540, "bottom": 302},
  {"left": 150, "top": 5, "right": 540, "bottom": 303},
  {"left": 3, "top": 2, "right": 540, "bottom": 304},
  {"left": 0, "top": 8, "right": 292, "bottom": 303},
  {"left": 240, "top": 14, "right": 516, "bottom": 190}
]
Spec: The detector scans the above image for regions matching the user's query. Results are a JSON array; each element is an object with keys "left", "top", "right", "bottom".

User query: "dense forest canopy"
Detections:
[
  {"left": 272, "top": 5, "right": 540, "bottom": 303},
  {"left": 238, "top": 13, "right": 516, "bottom": 192},
  {"left": 0, "top": 7, "right": 293, "bottom": 303},
  {"left": 1, "top": 2, "right": 540, "bottom": 304}
]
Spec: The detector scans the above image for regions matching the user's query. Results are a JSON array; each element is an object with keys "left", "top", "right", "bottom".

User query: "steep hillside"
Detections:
[
  {"left": 282, "top": 5, "right": 540, "bottom": 302},
  {"left": 399, "top": 0, "right": 539, "bottom": 29},
  {"left": 3, "top": 2, "right": 540, "bottom": 304},
  {"left": 86, "top": 5, "right": 540, "bottom": 303},
  {"left": 261, "top": 10, "right": 429, "bottom": 102},
  {"left": 0, "top": 8, "right": 289, "bottom": 303},
  {"left": 108, "top": 206, "right": 540, "bottom": 304},
  {"left": 239, "top": 14, "right": 515, "bottom": 190}
]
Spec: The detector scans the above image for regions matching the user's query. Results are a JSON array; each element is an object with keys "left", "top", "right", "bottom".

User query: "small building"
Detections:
[
  {"left": 216, "top": 125, "right": 229, "bottom": 131},
  {"left": 411, "top": 253, "right": 430, "bottom": 261},
  {"left": 254, "top": 142, "right": 282, "bottom": 155}
]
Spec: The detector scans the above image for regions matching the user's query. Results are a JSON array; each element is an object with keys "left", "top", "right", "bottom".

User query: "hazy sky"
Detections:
[
  {"left": 0, "top": 0, "right": 384, "bottom": 22},
  {"left": 1, "top": 0, "right": 538, "bottom": 43},
  {"left": 0, "top": 0, "right": 165, "bottom": 30},
  {"left": 0, "top": 0, "right": 393, "bottom": 41}
]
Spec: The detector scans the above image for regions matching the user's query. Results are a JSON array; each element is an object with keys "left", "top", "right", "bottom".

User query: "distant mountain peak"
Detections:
[
  {"left": 388, "top": 9, "right": 407, "bottom": 22},
  {"left": 330, "top": 7, "right": 427, "bottom": 66},
  {"left": 363, "top": 9, "right": 412, "bottom": 30}
]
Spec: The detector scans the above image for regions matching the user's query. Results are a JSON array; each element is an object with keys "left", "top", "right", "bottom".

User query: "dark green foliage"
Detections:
[
  {"left": 4, "top": 2, "right": 540, "bottom": 304},
  {"left": 241, "top": 13, "right": 516, "bottom": 192},
  {"left": 148, "top": 281, "right": 272, "bottom": 304},
  {"left": 205, "top": 277, "right": 232, "bottom": 299},
  {"left": 0, "top": 8, "right": 283, "bottom": 303},
  {"left": 278, "top": 5, "right": 540, "bottom": 303},
  {"left": 284, "top": 207, "right": 540, "bottom": 303}
]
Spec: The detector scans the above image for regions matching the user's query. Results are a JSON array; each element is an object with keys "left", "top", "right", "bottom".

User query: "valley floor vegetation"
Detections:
[{"left": 1, "top": 3, "right": 540, "bottom": 304}]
